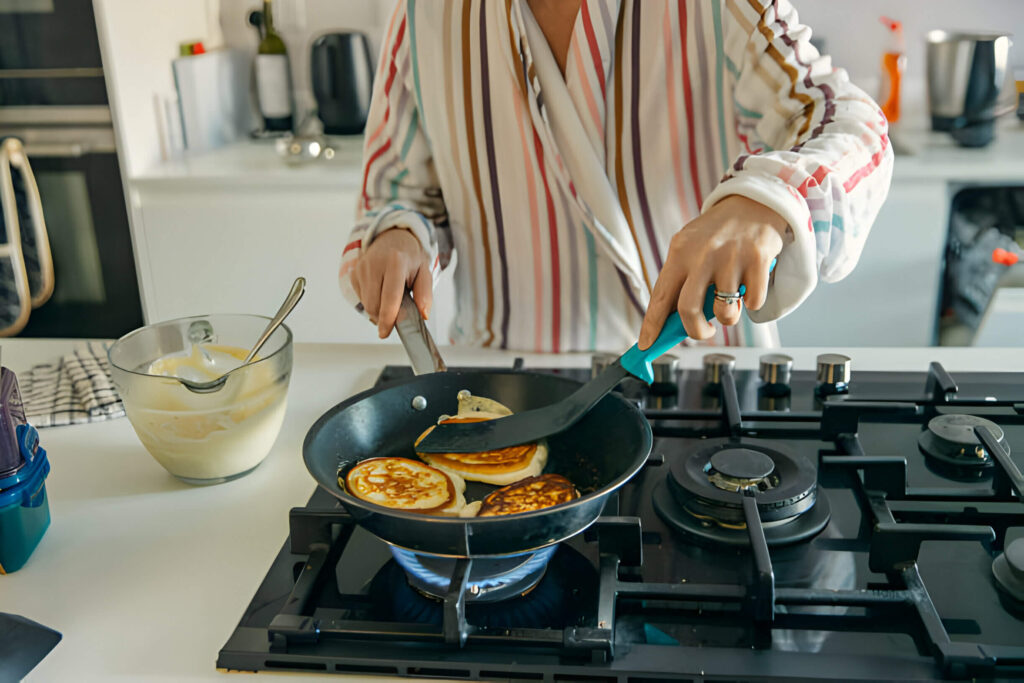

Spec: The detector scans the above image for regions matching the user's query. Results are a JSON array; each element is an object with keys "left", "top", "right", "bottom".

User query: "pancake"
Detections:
[
  {"left": 343, "top": 457, "right": 466, "bottom": 515},
  {"left": 416, "top": 414, "right": 548, "bottom": 486},
  {"left": 477, "top": 474, "right": 579, "bottom": 517}
]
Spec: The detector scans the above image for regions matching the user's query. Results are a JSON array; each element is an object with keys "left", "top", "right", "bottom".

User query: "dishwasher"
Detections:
[{"left": 939, "top": 186, "right": 1024, "bottom": 345}]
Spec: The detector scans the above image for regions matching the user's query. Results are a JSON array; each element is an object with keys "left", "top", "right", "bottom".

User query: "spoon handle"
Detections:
[{"left": 245, "top": 277, "right": 306, "bottom": 364}]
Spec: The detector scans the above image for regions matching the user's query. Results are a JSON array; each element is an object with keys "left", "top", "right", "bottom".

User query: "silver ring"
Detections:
[{"left": 714, "top": 289, "right": 743, "bottom": 305}]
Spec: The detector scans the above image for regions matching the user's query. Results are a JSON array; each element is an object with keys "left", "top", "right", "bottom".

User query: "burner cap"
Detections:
[
  {"left": 918, "top": 415, "right": 1006, "bottom": 475},
  {"left": 663, "top": 439, "right": 821, "bottom": 532},
  {"left": 993, "top": 538, "right": 1024, "bottom": 618},
  {"left": 653, "top": 478, "right": 831, "bottom": 548},
  {"left": 708, "top": 448, "right": 775, "bottom": 492}
]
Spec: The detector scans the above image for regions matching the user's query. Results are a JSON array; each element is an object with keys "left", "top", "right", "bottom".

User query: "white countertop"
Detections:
[
  {"left": 3, "top": 340, "right": 1023, "bottom": 682},
  {"left": 128, "top": 117, "right": 1024, "bottom": 191},
  {"left": 892, "top": 117, "right": 1024, "bottom": 183},
  {"left": 130, "top": 136, "right": 366, "bottom": 190}
]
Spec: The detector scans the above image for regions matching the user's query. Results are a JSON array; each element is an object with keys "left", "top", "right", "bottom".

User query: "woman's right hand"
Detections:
[{"left": 351, "top": 228, "right": 433, "bottom": 338}]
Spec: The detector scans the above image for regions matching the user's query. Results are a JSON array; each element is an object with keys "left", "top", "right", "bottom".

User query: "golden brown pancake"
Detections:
[
  {"left": 415, "top": 414, "right": 548, "bottom": 486},
  {"left": 343, "top": 457, "right": 466, "bottom": 515},
  {"left": 477, "top": 474, "right": 579, "bottom": 517}
]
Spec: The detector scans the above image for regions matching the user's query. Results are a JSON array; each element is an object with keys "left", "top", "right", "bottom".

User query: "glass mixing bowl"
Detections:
[{"left": 108, "top": 314, "right": 293, "bottom": 485}]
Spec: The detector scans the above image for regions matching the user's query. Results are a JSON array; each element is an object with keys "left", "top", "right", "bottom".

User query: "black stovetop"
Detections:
[{"left": 218, "top": 358, "right": 1024, "bottom": 682}]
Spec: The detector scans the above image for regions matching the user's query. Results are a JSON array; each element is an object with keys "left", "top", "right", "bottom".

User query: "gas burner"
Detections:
[
  {"left": 370, "top": 545, "right": 597, "bottom": 629},
  {"left": 993, "top": 538, "right": 1024, "bottom": 619},
  {"left": 918, "top": 414, "right": 1007, "bottom": 480},
  {"left": 706, "top": 448, "right": 778, "bottom": 493},
  {"left": 653, "top": 439, "right": 830, "bottom": 547},
  {"left": 389, "top": 545, "right": 558, "bottom": 603}
]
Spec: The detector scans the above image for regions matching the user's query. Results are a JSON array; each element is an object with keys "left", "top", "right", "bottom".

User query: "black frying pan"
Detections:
[{"left": 302, "top": 369, "right": 652, "bottom": 557}]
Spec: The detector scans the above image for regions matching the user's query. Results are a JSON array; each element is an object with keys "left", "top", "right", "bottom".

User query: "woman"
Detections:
[{"left": 341, "top": 0, "right": 892, "bottom": 352}]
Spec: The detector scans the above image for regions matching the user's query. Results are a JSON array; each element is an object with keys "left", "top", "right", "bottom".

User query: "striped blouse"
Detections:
[{"left": 340, "top": 0, "right": 893, "bottom": 352}]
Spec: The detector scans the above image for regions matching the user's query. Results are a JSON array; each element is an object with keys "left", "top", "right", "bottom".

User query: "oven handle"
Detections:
[
  {"left": 0, "top": 140, "right": 33, "bottom": 335},
  {"left": 22, "top": 141, "right": 117, "bottom": 157},
  {"left": 22, "top": 143, "right": 86, "bottom": 158},
  {"left": 1, "top": 138, "right": 55, "bottom": 310}
]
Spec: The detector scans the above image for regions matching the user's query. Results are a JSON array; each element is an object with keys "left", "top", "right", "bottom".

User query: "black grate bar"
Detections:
[
  {"left": 886, "top": 499, "right": 1022, "bottom": 549},
  {"left": 925, "top": 362, "right": 958, "bottom": 403},
  {"left": 644, "top": 409, "right": 821, "bottom": 422},
  {"left": 821, "top": 401, "right": 921, "bottom": 440},
  {"left": 289, "top": 505, "right": 353, "bottom": 555},
  {"left": 720, "top": 370, "right": 742, "bottom": 437},
  {"left": 741, "top": 491, "right": 775, "bottom": 623},
  {"left": 977, "top": 425, "right": 1024, "bottom": 499},
  {"left": 614, "top": 582, "right": 747, "bottom": 602},
  {"left": 820, "top": 452, "right": 907, "bottom": 499},
  {"left": 443, "top": 557, "right": 472, "bottom": 647},
  {"left": 775, "top": 587, "right": 913, "bottom": 607}
]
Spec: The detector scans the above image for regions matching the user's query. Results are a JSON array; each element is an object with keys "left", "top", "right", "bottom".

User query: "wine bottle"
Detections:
[{"left": 255, "top": 0, "right": 293, "bottom": 132}]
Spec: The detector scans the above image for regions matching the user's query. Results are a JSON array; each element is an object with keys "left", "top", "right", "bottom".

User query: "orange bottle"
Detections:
[{"left": 879, "top": 16, "right": 905, "bottom": 124}]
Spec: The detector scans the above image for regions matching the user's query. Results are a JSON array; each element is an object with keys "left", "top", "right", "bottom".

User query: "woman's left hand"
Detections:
[{"left": 638, "top": 195, "right": 790, "bottom": 349}]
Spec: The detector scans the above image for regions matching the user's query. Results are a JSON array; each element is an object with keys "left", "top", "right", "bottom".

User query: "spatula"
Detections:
[{"left": 415, "top": 261, "right": 776, "bottom": 454}]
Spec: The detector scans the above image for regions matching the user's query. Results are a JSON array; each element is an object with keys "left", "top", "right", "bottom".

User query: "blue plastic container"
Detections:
[{"left": 0, "top": 425, "right": 51, "bottom": 574}]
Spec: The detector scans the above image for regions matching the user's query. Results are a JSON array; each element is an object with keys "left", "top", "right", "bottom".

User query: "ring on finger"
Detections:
[{"left": 714, "top": 289, "right": 743, "bottom": 306}]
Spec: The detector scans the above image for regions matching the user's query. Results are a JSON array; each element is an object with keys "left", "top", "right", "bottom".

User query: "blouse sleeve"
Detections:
[
  {"left": 339, "top": 0, "right": 452, "bottom": 312},
  {"left": 703, "top": 0, "right": 894, "bottom": 323}
]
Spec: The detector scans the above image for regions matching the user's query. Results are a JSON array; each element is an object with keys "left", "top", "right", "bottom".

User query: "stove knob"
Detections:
[
  {"left": 816, "top": 353, "right": 851, "bottom": 396},
  {"left": 759, "top": 353, "right": 793, "bottom": 386},
  {"left": 703, "top": 353, "right": 736, "bottom": 385},
  {"left": 652, "top": 353, "right": 679, "bottom": 385}
]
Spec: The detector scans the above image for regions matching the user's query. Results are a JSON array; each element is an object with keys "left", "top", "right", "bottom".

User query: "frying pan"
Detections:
[{"left": 303, "top": 298, "right": 652, "bottom": 557}]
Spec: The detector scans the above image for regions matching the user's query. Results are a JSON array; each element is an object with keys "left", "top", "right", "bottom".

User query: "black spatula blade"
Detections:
[{"left": 414, "top": 362, "right": 630, "bottom": 453}]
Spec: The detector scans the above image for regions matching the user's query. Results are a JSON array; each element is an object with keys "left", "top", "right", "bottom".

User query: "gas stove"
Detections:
[{"left": 218, "top": 354, "right": 1024, "bottom": 682}]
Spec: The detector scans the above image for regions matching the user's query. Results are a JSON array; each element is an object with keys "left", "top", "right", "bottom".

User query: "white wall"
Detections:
[
  {"left": 93, "top": 0, "right": 216, "bottom": 178},
  {"left": 795, "top": 0, "right": 1024, "bottom": 94}
]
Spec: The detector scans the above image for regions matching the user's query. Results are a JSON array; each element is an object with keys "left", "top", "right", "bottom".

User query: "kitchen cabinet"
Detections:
[
  {"left": 778, "top": 180, "right": 949, "bottom": 346},
  {"left": 128, "top": 141, "right": 455, "bottom": 344},
  {"left": 131, "top": 174, "right": 951, "bottom": 348},
  {"left": 132, "top": 183, "right": 363, "bottom": 342}
]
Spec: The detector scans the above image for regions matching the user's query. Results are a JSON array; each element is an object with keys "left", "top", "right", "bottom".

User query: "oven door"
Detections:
[
  {"left": 0, "top": 0, "right": 107, "bottom": 106},
  {"left": 10, "top": 124, "right": 142, "bottom": 338}
]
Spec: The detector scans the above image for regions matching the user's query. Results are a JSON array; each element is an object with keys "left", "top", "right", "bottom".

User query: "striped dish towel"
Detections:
[{"left": 19, "top": 342, "right": 125, "bottom": 428}]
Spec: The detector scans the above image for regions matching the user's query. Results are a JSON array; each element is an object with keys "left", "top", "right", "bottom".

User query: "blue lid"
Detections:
[{"left": 0, "top": 425, "right": 49, "bottom": 504}]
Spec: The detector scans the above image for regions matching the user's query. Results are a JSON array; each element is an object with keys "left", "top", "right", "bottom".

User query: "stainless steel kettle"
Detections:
[
  {"left": 926, "top": 30, "right": 1014, "bottom": 147},
  {"left": 310, "top": 32, "right": 374, "bottom": 136}
]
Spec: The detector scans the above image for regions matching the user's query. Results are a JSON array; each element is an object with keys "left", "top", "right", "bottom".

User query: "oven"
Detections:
[{"left": 0, "top": 0, "right": 143, "bottom": 337}]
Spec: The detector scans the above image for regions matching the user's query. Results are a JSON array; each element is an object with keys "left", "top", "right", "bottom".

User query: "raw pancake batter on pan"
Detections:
[{"left": 341, "top": 0, "right": 893, "bottom": 352}]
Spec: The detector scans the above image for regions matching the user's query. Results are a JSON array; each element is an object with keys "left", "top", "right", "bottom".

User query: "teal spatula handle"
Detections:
[{"left": 619, "top": 258, "right": 777, "bottom": 383}]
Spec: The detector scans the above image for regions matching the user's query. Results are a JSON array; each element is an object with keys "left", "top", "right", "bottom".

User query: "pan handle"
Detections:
[{"left": 395, "top": 291, "right": 448, "bottom": 375}]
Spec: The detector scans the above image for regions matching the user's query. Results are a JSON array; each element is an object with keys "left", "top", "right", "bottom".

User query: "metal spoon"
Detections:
[{"left": 180, "top": 277, "right": 306, "bottom": 394}]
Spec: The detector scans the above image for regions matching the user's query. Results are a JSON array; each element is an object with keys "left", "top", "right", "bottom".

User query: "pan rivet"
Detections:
[
  {"left": 469, "top": 584, "right": 480, "bottom": 595},
  {"left": 411, "top": 396, "right": 428, "bottom": 411},
  {"left": 457, "top": 389, "right": 472, "bottom": 400}
]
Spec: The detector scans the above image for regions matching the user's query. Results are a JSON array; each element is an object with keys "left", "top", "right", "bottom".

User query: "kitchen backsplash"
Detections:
[
  {"left": 214, "top": 0, "right": 1024, "bottom": 132},
  {"left": 798, "top": 0, "right": 1024, "bottom": 86}
]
